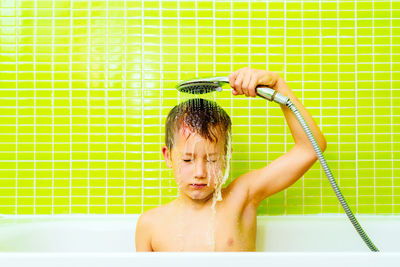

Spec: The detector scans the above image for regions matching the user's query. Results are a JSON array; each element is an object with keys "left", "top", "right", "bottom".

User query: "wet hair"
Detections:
[{"left": 165, "top": 98, "right": 232, "bottom": 154}]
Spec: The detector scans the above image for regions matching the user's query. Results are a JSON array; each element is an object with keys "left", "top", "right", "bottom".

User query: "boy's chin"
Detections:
[{"left": 189, "top": 191, "right": 214, "bottom": 201}]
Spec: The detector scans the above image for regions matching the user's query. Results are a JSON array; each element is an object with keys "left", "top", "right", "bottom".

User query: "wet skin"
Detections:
[{"left": 143, "top": 129, "right": 257, "bottom": 251}]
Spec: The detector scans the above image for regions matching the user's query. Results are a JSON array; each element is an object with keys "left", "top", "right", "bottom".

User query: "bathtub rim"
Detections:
[
  {"left": 1, "top": 213, "right": 399, "bottom": 220},
  {"left": 1, "top": 214, "right": 398, "bottom": 253},
  {"left": 1, "top": 251, "right": 400, "bottom": 267}
]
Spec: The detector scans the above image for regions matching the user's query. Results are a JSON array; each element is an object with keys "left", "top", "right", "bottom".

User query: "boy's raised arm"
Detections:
[{"left": 228, "top": 67, "right": 327, "bottom": 208}]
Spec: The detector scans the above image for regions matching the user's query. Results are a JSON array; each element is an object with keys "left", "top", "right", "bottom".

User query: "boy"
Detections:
[{"left": 135, "top": 67, "right": 327, "bottom": 251}]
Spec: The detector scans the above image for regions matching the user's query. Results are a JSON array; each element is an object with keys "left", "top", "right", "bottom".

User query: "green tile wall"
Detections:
[{"left": 0, "top": 0, "right": 399, "bottom": 215}]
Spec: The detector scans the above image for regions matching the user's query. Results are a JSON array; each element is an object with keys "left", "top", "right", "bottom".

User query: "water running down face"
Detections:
[
  {"left": 163, "top": 98, "right": 232, "bottom": 205},
  {"left": 163, "top": 126, "right": 226, "bottom": 203}
]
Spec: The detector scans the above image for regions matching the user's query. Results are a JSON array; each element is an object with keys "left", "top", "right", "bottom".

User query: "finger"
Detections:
[
  {"left": 242, "top": 70, "right": 253, "bottom": 97},
  {"left": 231, "top": 89, "right": 239, "bottom": 96},
  {"left": 248, "top": 75, "right": 258, "bottom": 97},
  {"left": 228, "top": 72, "right": 238, "bottom": 89},
  {"left": 234, "top": 69, "right": 246, "bottom": 95}
]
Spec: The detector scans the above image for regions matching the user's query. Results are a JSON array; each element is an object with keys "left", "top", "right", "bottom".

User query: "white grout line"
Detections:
[
  {"left": 2, "top": 70, "right": 396, "bottom": 77},
  {"left": 248, "top": 0, "right": 251, "bottom": 180},
  {"left": 336, "top": 0, "right": 340, "bottom": 214},
  {"left": 319, "top": 0, "right": 323, "bottom": 214},
  {"left": 15, "top": 0, "right": 19, "bottom": 215},
  {"left": 355, "top": 0, "right": 359, "bottom": 214},
  {"left": 177, "top": 0, "right": 181, "bottom": 104},
  {"left": 265, "top": 1, "right": 270, "bottom": 213},
  {"left": 105, "top": 0, "right": 109, "bottom": 214},
  {"left": 51, "top": 0, "right": 55, "bottom": 215},
  {"left": 212, "top": 0, "right": 215, "bottom": 76},
  {"left": 373, "top": 2, "right": 376, "bottom": 214},
  {"left": 87, "top": 0, "right": 92, "bottom": 214},
  {"left": 69, "top": 0, "right": 72, "bottom": 215},
  {"left": 230, "top": 0, "right": 233, "bottom": 185},
  {"left": 141, "top": 0, "right": 144, "bottom": 212},
  {"left": 159, "top": 0, "right": 162, "bottom": 207},
  {"left": 390, "top": 0, "right": 394, "bottom": 215},
  {"left": 124, "top": 0, "right": 127, "bottom": 214},
  {"left": 284, "top": 0, "right": 287, "bottom": 215},
  {"left": 33, "top": 0, "right": 37, "bottom": 215},
  {"left": 195, "top": 0, "right": 198, "bottom": 78},
  {"left": 176, "top": 1, "right": 181, "bottom": 200}
]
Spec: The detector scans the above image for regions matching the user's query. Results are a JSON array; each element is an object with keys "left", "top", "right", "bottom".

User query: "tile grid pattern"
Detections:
[{"left": 0, "top": 0, "right": 398, "bottom": 215}]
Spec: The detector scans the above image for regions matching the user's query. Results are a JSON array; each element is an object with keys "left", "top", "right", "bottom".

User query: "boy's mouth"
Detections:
[{"left": 190, "top": 184, "right": 207, "bottom": 189}]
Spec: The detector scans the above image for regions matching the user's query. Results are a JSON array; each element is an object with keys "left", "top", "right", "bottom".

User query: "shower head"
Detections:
[
  {"left": 176, "top": 76, "right": 229, "bottom": 94},
  {"left": 176, "top": 76, "right": 289, "bottom": 105}
]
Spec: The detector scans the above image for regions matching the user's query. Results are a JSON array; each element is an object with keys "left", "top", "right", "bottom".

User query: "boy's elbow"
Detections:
[
  {"left": 320, "top": 138, "right": 327, "bottom": 153},
  {"left": 314, "top": 135, "right": 328, "bottom": 154},
  {"left": 311, "top": 139, "right": 327, "bottom": 158},
  {"left": 302, "top": 139, "right": 327, "bottom": 162},
  {"left": 302, "top": 136, "right": 327, "bottom": 154}
]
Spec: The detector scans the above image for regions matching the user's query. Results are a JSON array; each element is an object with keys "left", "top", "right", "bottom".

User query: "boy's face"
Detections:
[{"left": 162, "top": 127, "right": 226, "bottom": 202}]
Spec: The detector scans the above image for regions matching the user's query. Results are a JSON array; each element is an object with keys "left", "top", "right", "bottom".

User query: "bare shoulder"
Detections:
[
  {"left": 137, "top": 207, "right": 156, "bottom": 228},
  {"left": 136, "top": 204, "right": 170, "bottom": 230},
  {"left": 135, "top": 204, "right": 172, "bottom": 251}
]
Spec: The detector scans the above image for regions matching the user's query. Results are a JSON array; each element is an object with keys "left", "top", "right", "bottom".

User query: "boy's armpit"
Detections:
[{"left": 135, "top": 212, "right": 154, "bottom": 252}]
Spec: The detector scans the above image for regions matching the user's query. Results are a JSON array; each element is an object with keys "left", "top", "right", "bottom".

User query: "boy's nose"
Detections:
[{"left": 194, "top": 160, "right": 207, "bottom": 178}]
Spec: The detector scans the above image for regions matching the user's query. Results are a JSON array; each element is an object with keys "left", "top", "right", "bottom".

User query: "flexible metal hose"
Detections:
[{"left": 285, "top": 99, "right": 379, "bottom": 252}]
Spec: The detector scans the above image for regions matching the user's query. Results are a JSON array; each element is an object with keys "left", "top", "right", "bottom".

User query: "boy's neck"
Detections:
[{"left": 176, "top": 192, "right": 214, "bottom": 211}]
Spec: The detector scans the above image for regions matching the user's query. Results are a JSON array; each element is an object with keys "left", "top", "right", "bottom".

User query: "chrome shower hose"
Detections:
[{"left": 285, "top": 99, "right": 379, "bottom": 252}]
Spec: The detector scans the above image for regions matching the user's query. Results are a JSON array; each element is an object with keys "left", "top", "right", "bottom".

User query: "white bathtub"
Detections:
[{"left": 0, "top": 215, "right": 399, "bottom": 266}]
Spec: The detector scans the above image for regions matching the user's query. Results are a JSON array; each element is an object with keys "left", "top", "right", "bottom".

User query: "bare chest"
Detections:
[{"left": 151, "top": 209, "right": 256, "bottom": 252}]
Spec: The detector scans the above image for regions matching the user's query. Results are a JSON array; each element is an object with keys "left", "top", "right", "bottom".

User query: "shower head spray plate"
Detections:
[{"left": 176, "top": 77, "right": 229, "bottom": 94}]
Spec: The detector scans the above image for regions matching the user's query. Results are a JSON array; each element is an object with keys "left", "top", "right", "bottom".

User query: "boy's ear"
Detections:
[{"left": 162, "top": 145, "right": 172, "bottom": 168}]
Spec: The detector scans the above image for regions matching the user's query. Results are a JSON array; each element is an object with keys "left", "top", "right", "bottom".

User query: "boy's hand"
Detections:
[{"left": 228, "top": 67, "right": 281, "bottom": 97}]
